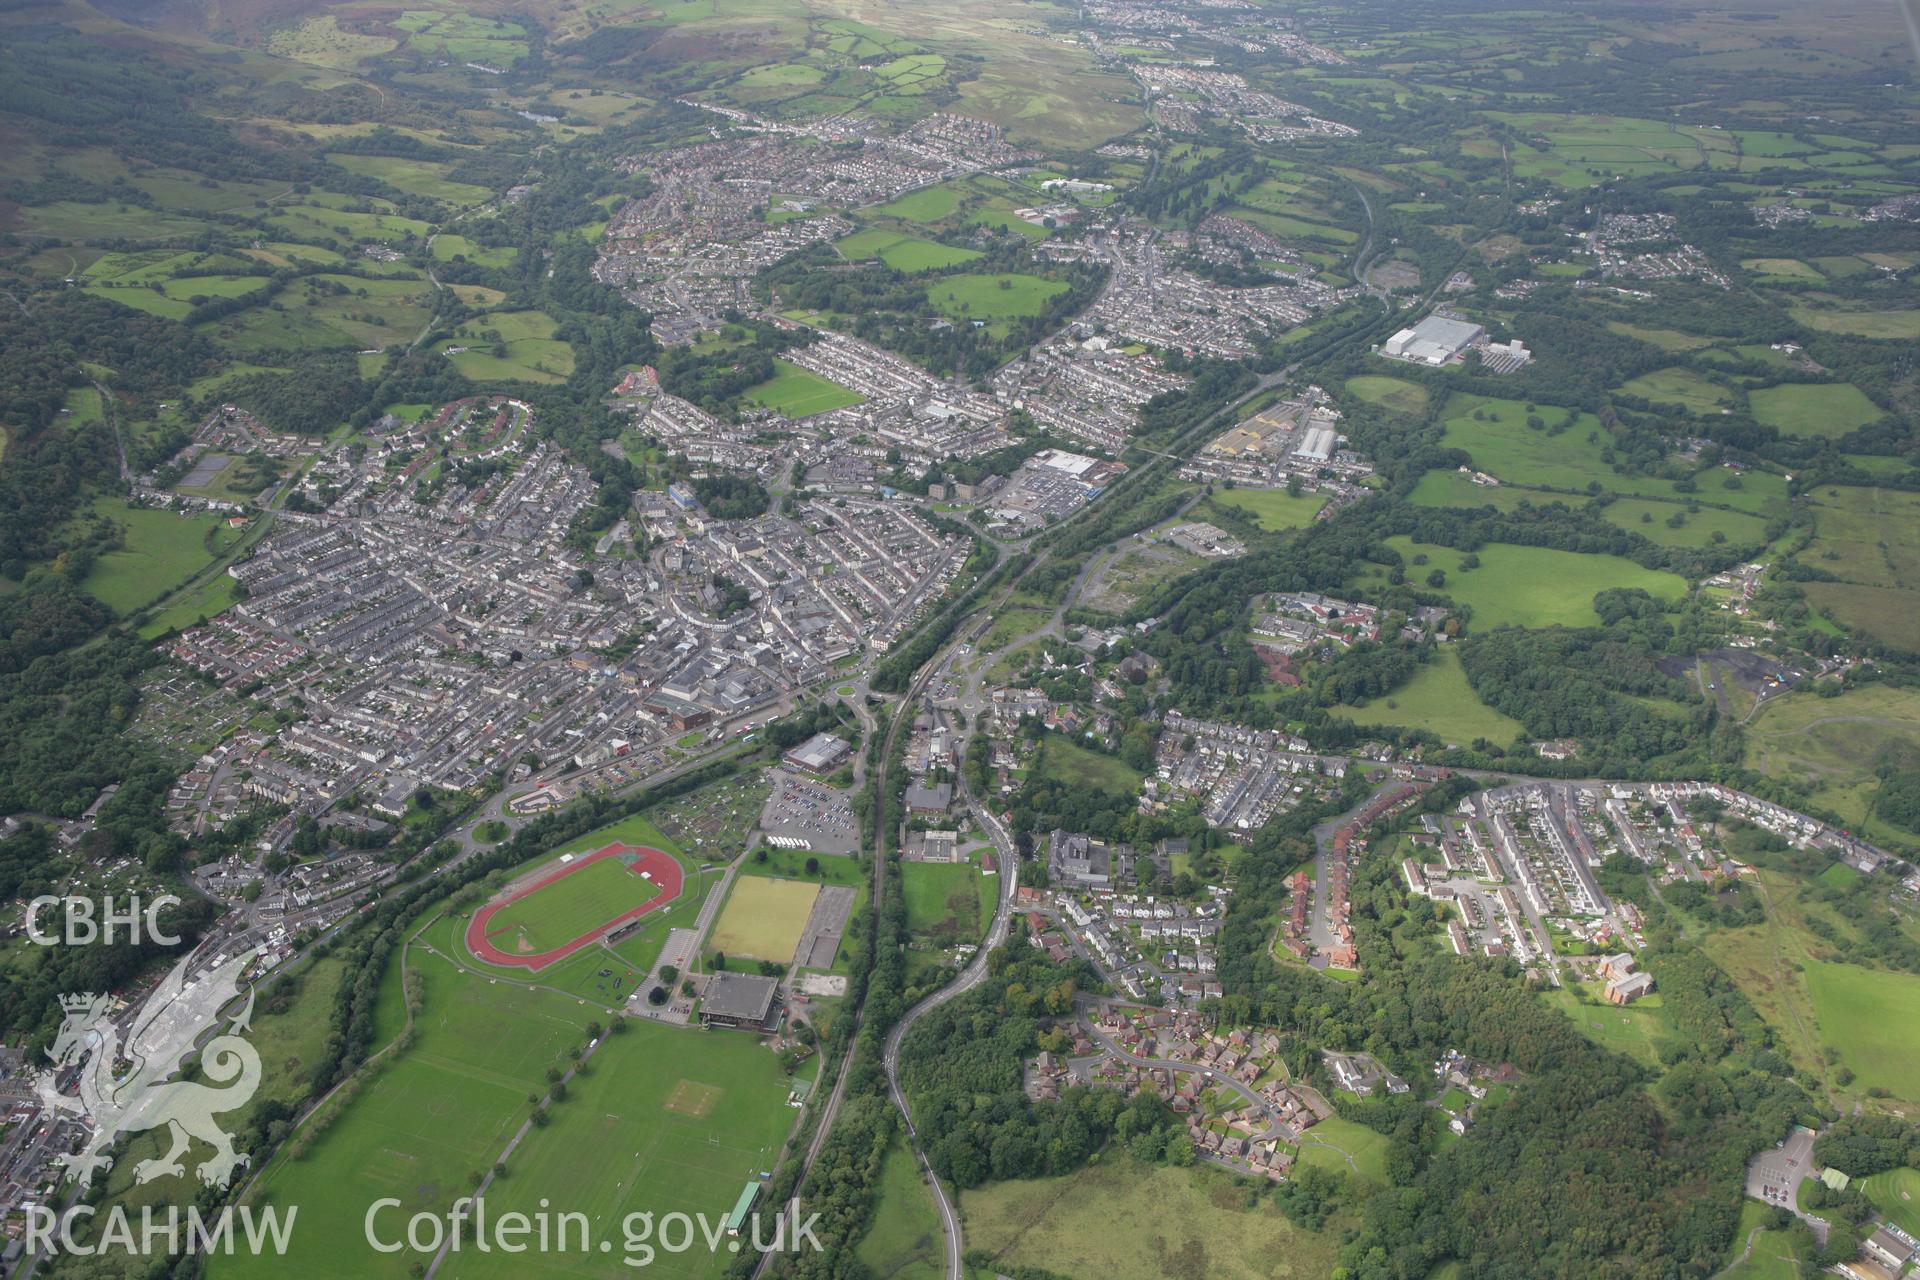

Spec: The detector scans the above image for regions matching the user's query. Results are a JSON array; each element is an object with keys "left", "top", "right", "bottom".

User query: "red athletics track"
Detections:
[{"left": 464, "top": 843, "right": 683, "bottom": 972}]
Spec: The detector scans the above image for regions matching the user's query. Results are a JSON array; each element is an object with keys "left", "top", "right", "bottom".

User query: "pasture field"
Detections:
[
  {"left": 1407, "top": 470, "right": 1541, "bottom": 513},
  {"left": 708, "top": 875, "right": 820, "bottom": 965},
  {"left": 1345, "top": 375, "right": 1429, "bottom": 415},
  {"left": 1340, "top": 649, "right": 1525, "bottom": 745},
  {"left": 1036, "top": 737, "right": 1144, "bottom": 797},
  {"left": 212, "top": 273, "right": 436, "bottom": 352},
  {"left": 449, "top": 310, "right": 576, "bottom": 384},
  {"left": 80, "top": 501, "right": 238, "bottom": 615},
  {"left": 392, "top": 9, "right": 529, "bottom": 64},
  {"left": 741, "top": 358, "right": 865, "bottom": 416},
  {"left": 431, "top": 234, "right": 517, "bottom": 268},
  {"left": 1367, "top": 537, "right": 1687, "bottom": 630},
  {"left": 856, "top": 1139, "right": 944, "bottom": 1280},
  {"left": 326, "top": 153, "right": 489, "bottom": 205},
  {"left": 901, "top": 861, "right": 990, "bottom": 946},
  {"left": 962, "top": 1157, "right": 1340, "bottom": 1280},
  {"left": 1208, "top": 488, "right": 1328, "bottom": 530},
  {"left": 1861, "top": 1168, "right": 1920, "bottom": 1237},
  {"left": 1803, "top": 961, "right": 1920, "bottom": 1101},
  {"left": 228, "top": 949, "right": 592, "bottom": 1278},
  {"left": 448, "top": 1018, "right": 797, "bottom": 1280},
  {"left": 1432, "top": 400, "right": 1788, "bottom": 518},
  {"left": 1607, "top": 322, "right": 1721, "bottom": 351},
  {"left": 13, "top": 201, "right": 207, "bottom": 241},
  {"left": 1741, "top": 257, "right": 1822, "bottom": 281},
  {"left": 1789, "top": 306, "right": 1920, "bottom": 340},
  {"left": 1599, "top": 498, "right": 1773, "bottom": 550},
  {"left": 1616, "top": 367, "right": 1735, "bottom": 414},
  {"left": 1435, "top": 394, "right": 1696, "bottom": 498},
  {"left": 1798, "top": 485, "right": 1920, "bottom": 652},
  {"left": 1747, "top": 383, "right": 1884, "bottom": 439},
  {"left": 265, "top": 202, "right": 432, "bottom": 246},
  {"left": 927, "top": 273, "right": 1067, "bottom": 328},
  {"left": 836, "top": 227, "right": 982, "bottom": 272}
]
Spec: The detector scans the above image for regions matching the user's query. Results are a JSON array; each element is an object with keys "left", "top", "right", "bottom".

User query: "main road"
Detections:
[{"left": 881, "top": 794, "right": 1018, "bottom": 1280}]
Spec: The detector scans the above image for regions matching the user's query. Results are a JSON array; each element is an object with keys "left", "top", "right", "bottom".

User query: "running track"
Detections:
[{"left": 465, "top": 844, "right": 683, "bottom": 971}]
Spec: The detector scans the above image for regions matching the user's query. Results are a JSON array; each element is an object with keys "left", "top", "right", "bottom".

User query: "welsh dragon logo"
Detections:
[{"left": 41, "top": 948, "right": 263, "bottom": 1189}]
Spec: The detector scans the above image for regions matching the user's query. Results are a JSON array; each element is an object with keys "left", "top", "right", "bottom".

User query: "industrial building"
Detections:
[
  {"left": 783, "top": 732, "right": 852, "bottom": 775},
  {"left": 1378, "top": 315, "right": 1486, "bottom": 366}
]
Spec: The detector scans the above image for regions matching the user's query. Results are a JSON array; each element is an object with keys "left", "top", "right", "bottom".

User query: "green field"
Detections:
[
  {"left": 1368, "top": 537, "right": 1688, "bottom": 630},
  {"left": 1599, "top": 498, "right": 1773, "bottom": 550},
  {"left": 479, "top": 855, "right": 672, "bottom": 959},
  {"left": 1718, "top": 1198, "right": 1815, "bottom": 1280},
  {"left": 877, "top": 184, "right": 964, "bottom": 221},
  {"left": 1209, "top": 488, "right": 1328, "bottom": 530},
  {"left": 962, "top": 1157, "right": 1339, "bottom": 1280},
  {"left": 448, "top": 1018, "right": 797, "bottom": 1280},
  {"left": 1297, "top": 1114, "right": 1391, "bottom": 1183},
  {"left": 1616, "top": 367, "right": 1735, "bottom": 415},
  {"left": 80, "top": 501, "right": 237, "bottom": 615},
  {"left": 326, "top": 153, "right": 489, "bottom": 206},
  {"left": 835, "top": 227, "right": 982, "bottom": 272},
  {"left": 901, "top": 861, "right": 990, "bottom": 947},
  {"left": 1543, "top": 983, "right": 1675, "bottom": 1070},
  {"left": 449, "top": 310, "right": 575, "bottom": 384},
  {"left": 1341, "top": 648, "right": 1525, "bottom": 745},
  {"left": 229, "top": 950, "right": 593, "bottom": 1278},
  {"left": 1747, "top": 383, "right": 1884, "bottom": 439},
  {"left": 1798, "top": 486, "right": 1920, "bottom": 652},
  {"left": 856, "top": 1139, "right": 945, "bottom": 1280},
  {"left": 1437, "top": 394, "right": 1644, "bottom": 494},
  {"left": 1036, "top": 737, "right": 1144, "bottom": 797},
  {"left": 1861, "top": 1168, "right": 1920, "bottom": 1237},
  {"left": 1803, "top": 961, "right": 1920, "bottom": 1100},
  {"left": 1345, "top": 375, "right": 1430, "bottom": 416},
  {"left": 741, "top": 358, "right": 865, "bottom": 417},
  {"left": 709, "top": 874, "right": 820, "bottom": 965},
  {"left": 431, "top": 234, "right": 518, "bottom": 268},
  {"left": 926, "top": 273, "right": 1066, "bottom": 326},
  {"left": 1790, "top": 306, "right": 1920, "bottom": 340}
]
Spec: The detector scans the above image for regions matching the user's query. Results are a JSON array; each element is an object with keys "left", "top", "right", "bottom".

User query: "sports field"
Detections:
[
  {"left": 709, "top": 875, "right": 820, "bottom": 965},
  {"left": 876, "top": 183, "right": 964, "bottom": 221},
  {"left": 468, "top": 843, "right": 683, "bottom": 971},
  {"left": 741, "top": 358, "right": 865, "bottom": 417},
  {"left": 228, "top": 950, "right": 594, "bottom": 1278},
  {"left": 1862, "top": 1167, "right": 1920, "bottom": 1237},
  {"left": 451, "top": 1018, "right": 800, "bottom": 1279}
]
